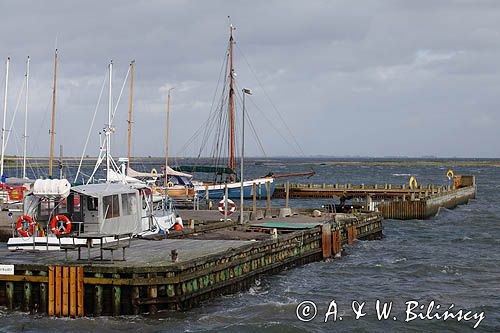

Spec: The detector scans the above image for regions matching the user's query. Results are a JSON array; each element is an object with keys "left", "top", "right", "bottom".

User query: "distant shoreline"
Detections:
[{"left": 2, "top": 156, "right": 499, "bottom": 167}]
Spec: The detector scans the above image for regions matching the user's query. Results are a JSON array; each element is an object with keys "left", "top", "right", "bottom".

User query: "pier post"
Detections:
[
  {"left": 6, "top": 281, "right": 14, "bottom": 310},
  {"left": 23, "top": 270, "right": 32, "bottom": 312},
  {"left": 112, "top": 273, "right": 121, "bottom": 316},
  {"left": 48, "top": 266, "right": 54, "bottom": 315},
  {"left": 285, "top": 180, "right": 290, "bottom": 208},
  {"left": 55, "top": 266, "right": 62, "bottom": 316},
  {"left": 131, "top": 273, "right": 140, "bottom": 315},
  {"left": 148, "top": 273, "right": 158, "bottom": 314},
  {"left": 39, "top": 270, "right": 47, "bottom": 314},
  {"left": 266, "top": 182, "right": 271, "bottom": 209},
  {"left": 252, "top": 183, "right": 257, "bottom": 220},
  {"left": 94, "top": 273, "right": 103, "bottom": 317},
  {"left": 62, "top": 266, "right": 69, "bottom": 316},
  {"left": 69, "top": 267, "right": 76, "bottom": 318}
]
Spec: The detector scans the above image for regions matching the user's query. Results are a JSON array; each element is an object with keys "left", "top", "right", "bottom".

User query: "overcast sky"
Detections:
[{"left": 0, "top": 0, "right": 499, "bottom": 158}]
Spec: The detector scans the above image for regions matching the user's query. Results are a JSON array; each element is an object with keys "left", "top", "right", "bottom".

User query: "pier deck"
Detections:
[{"left": 0, "top": 212, "right": 382, "bottom": 317}]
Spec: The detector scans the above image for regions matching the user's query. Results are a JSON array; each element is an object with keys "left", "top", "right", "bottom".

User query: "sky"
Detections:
[{"left": 0, "top": 0, "right": 499, "bottom": 158}]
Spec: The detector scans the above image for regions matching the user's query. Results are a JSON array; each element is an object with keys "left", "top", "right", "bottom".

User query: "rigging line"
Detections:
[
  {"left": 4, "top": 80, "right": 26, "bottom": 149},
  {"left": 197, "top": 43, "right": 230, "bottom": 159},
  {"left": 246, "top": 93, "right": 302, "bottom": 156},
  {"left": 235, "top": 43, "right": 307, "bottom": 157},
  {"left": 110, "top": 65, "right": 131, "bottom": 125},
  {"left": 233, "top": 81, "right": 267, "bottom": 157},
  {"left": 74, "top": 70, "right": 107, "bottom": 183}
]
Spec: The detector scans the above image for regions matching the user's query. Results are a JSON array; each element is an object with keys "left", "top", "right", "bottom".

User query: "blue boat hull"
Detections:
[{"left": 196, "top": 181, "right": 275, "bottom": 200}]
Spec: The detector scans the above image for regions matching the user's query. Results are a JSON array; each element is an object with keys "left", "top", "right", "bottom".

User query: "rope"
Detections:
[{"left": 74, "top": 70, "right": 107, "bottom": 182}]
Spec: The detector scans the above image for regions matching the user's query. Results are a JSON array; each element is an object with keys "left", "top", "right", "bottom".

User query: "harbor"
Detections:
[{"left": 1, "top": 1, "right": 499, "bottom": 331}]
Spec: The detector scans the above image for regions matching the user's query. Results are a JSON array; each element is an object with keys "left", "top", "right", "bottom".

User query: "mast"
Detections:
[
  {"left": 127, "top": 60, "right": 134, "bottom": 174},
  {"left": 0, "top": 57, "right": 9, "bottom": 180},
  {"left": 106, "top": 60, "right": 113, "bottom": 181},
  {"left": 23, "top": 56, "right": 30, "bottom": 179},
  {"left": 165, "top": 88, "right": 173, "bottom": 188},
  {"left": 49, "top": 49, "right": 58, "bottom": 178},
  {"left": 229, "top": 24, "right": 235, "bottom": 172}
]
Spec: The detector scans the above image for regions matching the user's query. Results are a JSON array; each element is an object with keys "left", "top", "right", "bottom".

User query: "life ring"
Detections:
[
  {"left": 50, "top": 215, "right": 72, "bottom": 235},
  {"left": 218, "top": 198, "right": 236, "bottom": 215},
  {"left": 446, "top": 169, "right": 454, "bottom": 180},
  {"left": 167, "top": 181, "right": 175, "bottom": 188},
  {"left": 409, "top": 176, "right": 418, "bottom": 189},
  {"left": 151, "top": 168, "right": 158, "bottom": 180},
  {"left": 16, "top": 215, "right": 35, "bottom": 237}
]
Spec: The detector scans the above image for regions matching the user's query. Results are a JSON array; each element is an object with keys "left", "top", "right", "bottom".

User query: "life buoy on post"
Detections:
[
  {"left": 50, "top": 215, "right": 72, "bottom": 235},
  {"left": 16, "top": 215, "right": 35, "bottom": 237},
  {"left": 446, "top": 169, "right": 454, "bottom": 180},
  {"left": 409, "top": 176, "right": 418, "bottom": 190},
  {"left": 218, "top": 198, "right": 236, "bottom": 216},
  {"left": 151, "top": 168, "right": 158, "bottom": 180}
]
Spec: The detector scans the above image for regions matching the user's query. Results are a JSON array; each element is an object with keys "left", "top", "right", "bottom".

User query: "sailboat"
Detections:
[
  {"left": 0, "top": 57, "right": 33, "bottom": 207},
  {"left": 176, "top": 24, "right": 275, "bottom": 200}
]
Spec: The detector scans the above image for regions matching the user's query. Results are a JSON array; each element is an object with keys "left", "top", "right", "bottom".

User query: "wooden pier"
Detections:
[
  {"left": 273, "top": 175, "right": 476, "bottom": 220},
  {"left": 0, "top": 211, "right": 382, "bottom": 317}
]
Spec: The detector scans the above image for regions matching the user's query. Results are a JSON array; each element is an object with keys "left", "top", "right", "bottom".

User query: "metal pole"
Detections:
[
  {"left": 49, "top": 49, "right": 57, "bottom": 178},
  {"left": 23, "top": 56, "right": 30, "bottom": 179},
  {"left": 224, "top": 183, "right": 228, "bottom": 221},
  {"left": 240, "top": 88, "right": 251, "bottom": 224},
  {"left": 239, "top": 92, "right": 245, "bottom": 223},
  {"left": 1, "top": 57, "right": 10, "bottom": 180}
]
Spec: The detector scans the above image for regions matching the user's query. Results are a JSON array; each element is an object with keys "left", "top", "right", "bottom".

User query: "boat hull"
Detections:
[{"left": 194, "top": 178, "right": 275, "bottom": 200}]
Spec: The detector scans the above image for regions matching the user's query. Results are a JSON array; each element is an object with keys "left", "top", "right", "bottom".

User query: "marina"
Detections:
[{"left": 0, "top": 1, "right": 498, "bottom": 330}]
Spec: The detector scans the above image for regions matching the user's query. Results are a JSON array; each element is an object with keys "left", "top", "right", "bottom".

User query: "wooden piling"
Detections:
[
  {"left": 69, "top": 267, "right": 77, "bottom": 317},
  {"left": 23, "top": 270, "right": 32, "bottom": 312},
  {"left": 148, "top": 273, "right": 158, "bottom": 314},
  {"left": 6, "top": 281, "right": 14, "bottom": 310},
  {"left": 77, "top": 267, "right": 84, "bottom": 317},
  {"left": 39, "top": 270, "right": 47, "bottom": 314},
  {"left": 48, "top": 266, "right": 54, "bottom": 315},
  {"left": 112, "top": 273, "right": 121, "bottom": 316},
  {"left": 94, "top": 273, "right": 103, "bottom": 316},
  {"left": 266, "top": 182, "right": 271, "bottom": 209},
  {"left": 252, "top": 183, "right": 257, "bottom": 220},
  {"left": 55, "top": 266, "right": 62, "bottom": 316},
  {"left": 285, "top": 180, "right": 290, "bottom": 209},
  {"left": 62, "top": 266, "right": 69, "bottom": 316}
]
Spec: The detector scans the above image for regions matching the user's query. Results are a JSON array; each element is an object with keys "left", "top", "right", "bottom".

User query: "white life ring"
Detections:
[
  {"left": 167, "top": 181, "right": 175, "bottom": 188},
  {"left": 218, "top": 198, "right": 236, "bottom": 215}
]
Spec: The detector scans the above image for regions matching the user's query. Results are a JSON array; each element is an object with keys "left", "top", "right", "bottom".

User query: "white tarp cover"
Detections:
[{"left": 33, "top": 179, "right": 71, "bottom": 198}]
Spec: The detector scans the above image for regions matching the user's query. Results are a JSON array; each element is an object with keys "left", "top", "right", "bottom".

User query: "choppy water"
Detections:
[{"left": 1, "top": 159, "right": 499, "bottom": 332}]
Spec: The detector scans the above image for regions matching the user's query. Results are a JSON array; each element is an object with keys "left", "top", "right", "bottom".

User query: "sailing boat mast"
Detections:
[
  {"left": 0, "top": 57, "right": 9, "bottom": 180},
  {"left": 23, "top": 56, "right": 30, "bottom": 179},
  {"left": 229, "top": 24, "right": 236, "bottom": 172},
  {"left": 106, "top": 60, "right": 113, "bottom": 181},
  {"left": 165, "top": 88, "right": 174, "bottom": 188},
  {"left": 49, "top": 49, "right": 58, "bottom": 178},
  {"left": 127, "top": 60, "right": 134, "bottom": 174}
]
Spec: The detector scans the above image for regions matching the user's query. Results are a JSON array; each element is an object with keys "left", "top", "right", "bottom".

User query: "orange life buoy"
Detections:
[
  {"left": 173, "top": 223, "right": 183, "bottom": 231},
  {"left": 50, "top": 215, "right": 72, "bottom": 235},
  {"left": 16, "top": 215, "right": 35, "bottom": 237}
]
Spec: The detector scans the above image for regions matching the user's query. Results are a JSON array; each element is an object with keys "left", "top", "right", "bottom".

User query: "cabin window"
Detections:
[
  {"left": 121, "top": 193, "right": 137, "bottom": 216},
  {"left": 87, "top": 197, "right": 98, "bottom": 211},
  {"left": 103, "top": 195, "right": 120, "bottom": 219}
]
